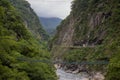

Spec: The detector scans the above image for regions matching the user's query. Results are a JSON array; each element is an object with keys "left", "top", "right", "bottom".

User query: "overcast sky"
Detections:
[{"left": 26, "top": 0, "right": 73, "bottom": 19}]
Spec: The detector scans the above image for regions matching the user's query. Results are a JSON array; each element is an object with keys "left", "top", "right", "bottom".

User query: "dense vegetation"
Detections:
[
  {"left": 52, "top": 0, "right": 120, "bottom": 79},
  {"left": 9, "top": 0, "right": 49, "bottom": 41},
  {"left": 0, "top": 0, "right": 57, "bottom": 80}
]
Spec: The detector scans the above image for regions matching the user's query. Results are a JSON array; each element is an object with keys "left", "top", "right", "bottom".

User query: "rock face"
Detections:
[
  {"left": 54, "top": 12, "right": 109, "bottom": 47},
  {"left": 54, "top": 16, "right": 75, "bottom": 46},
  {"left": 60, "top": 17, "right": 75, "bottom": 46},
  {"left": 52, "top": 0, "right": 119, "bottom": 47}
]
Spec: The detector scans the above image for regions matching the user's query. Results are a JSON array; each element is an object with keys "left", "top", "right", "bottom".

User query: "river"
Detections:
[{"left": 56, "top": 69, "right": 90, "bottom": 80}]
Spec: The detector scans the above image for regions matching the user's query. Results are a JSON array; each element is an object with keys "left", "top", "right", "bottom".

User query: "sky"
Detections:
[{"left": 26, "top": 0, "right": 73, "bottom": 19}]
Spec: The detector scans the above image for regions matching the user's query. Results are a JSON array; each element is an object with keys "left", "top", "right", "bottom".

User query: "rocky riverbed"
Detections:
[
  {"left": 56, "top": 69, "right": 105, "bottom": 80},
  {"left": 56, "top": 69, "right": 89, "bottom": 80}
]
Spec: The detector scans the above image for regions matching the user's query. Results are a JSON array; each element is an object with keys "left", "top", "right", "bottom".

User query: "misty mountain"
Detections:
[{"left": 39, "top": 17, "right": 62, "bottom": 36}]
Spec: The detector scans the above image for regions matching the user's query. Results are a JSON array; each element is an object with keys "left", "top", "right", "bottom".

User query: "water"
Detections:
[{"left": 56, "top": 69, "right": 89, "bottom": 80}]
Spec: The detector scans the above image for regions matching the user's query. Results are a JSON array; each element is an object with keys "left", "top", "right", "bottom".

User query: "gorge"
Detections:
[{"left": 0, "top": 0, "right": 120, "bottom": 80}]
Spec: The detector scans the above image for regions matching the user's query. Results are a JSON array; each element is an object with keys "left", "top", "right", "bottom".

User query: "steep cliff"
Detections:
[
  {"left": 54, "top": 0, "right": 119, "bottom": 46},
  {"left": 9, "top": 0, "right": 49, "bottom": 40},
  {"left": 0, "top": 0, "right": 57, "bottom": 80},
  {"left": 52, "top": 0, "right": 120, "bottom": 79}
]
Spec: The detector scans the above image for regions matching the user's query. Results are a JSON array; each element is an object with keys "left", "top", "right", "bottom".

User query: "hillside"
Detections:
[
  {"left": 39, "top": 17, "right": 62, "bottom": 36},
  {"left": 0, "top": 0, "right": 57, "bottom": 80},
  {"left": 51, "top": 0, "right": 120, "bottom": 79},
  {"left": 9, "top": 0, "right": 49, "bottom": 40}
]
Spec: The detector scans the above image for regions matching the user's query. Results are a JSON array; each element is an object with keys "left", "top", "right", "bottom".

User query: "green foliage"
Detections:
[
  {"left": 62, "top": 46, "right": 108, "bottom": 70},
  {"left": 0, "top": 0, "right": 57, "bottom": 80},
  {"left": 9, "top": 0, "right": 49, "bottom": 41},
  {"left": 63, "top": 48, "right": 90, "bottom": 62},
  {"left": 105, "top": 49, "right": 120, "bottom": 80}
]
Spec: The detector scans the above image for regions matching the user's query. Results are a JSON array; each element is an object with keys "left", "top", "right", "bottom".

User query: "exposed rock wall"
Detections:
[{"left": 53, "top": 0, "right": 116, "bottom": 47}]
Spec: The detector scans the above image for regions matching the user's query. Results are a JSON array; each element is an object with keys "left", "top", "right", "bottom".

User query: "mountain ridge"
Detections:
[
  {"left": 39, "top": 17, "right": 62, "bottom": 36},
  {"left": 9, "top": 0, "right": 49, "bottom": 40}
]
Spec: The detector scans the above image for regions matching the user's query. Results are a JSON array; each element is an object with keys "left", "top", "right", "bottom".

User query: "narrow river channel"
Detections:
[{"left": 56, "top": 69, "right": 89, "bottom": 80}]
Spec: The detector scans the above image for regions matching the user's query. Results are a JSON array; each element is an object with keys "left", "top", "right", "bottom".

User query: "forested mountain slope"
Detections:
[
  {"left": 9, "top": 0, "right": 49, "bottom": 40},
  {"left": 0, "top": 0, "right": 57, "bottom": 80},
  {"left": 39, "top": 17, "right": 62, "bottom": 36},
  {"left": 52, "top": 0, "right": 120, "bottom": 79}
]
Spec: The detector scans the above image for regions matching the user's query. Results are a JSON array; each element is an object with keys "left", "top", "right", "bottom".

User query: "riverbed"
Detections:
[{"left": 56, "top": 69, "right": 90, "bottom": 80}]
